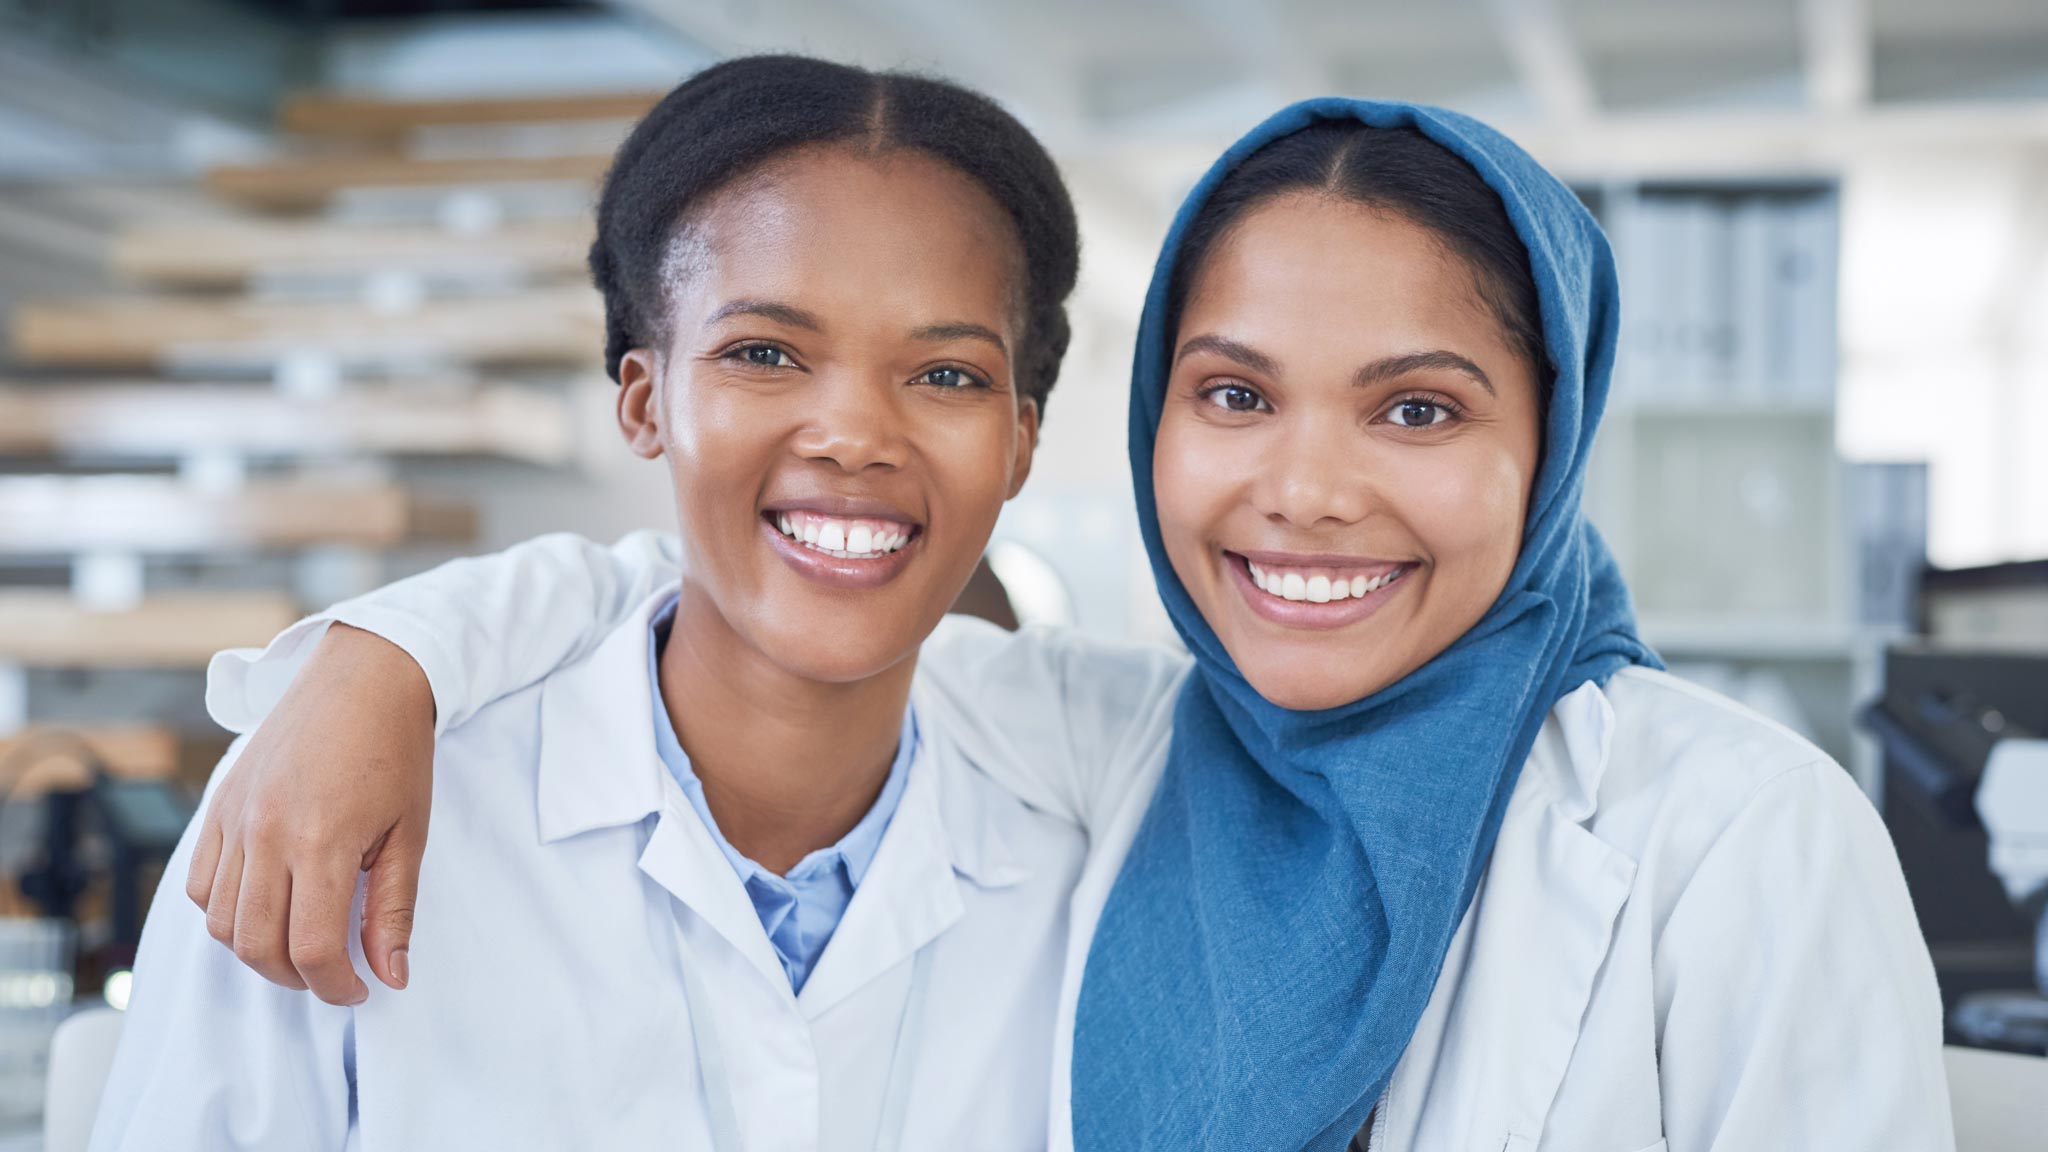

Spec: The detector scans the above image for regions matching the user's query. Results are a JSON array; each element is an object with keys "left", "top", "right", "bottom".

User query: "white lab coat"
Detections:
[
  {"left": 93, "top": 589, "right": 1089, "bottom": 1152},
  {"left": 186, "top": 531, "right": 1952, "bottom": 1152}
]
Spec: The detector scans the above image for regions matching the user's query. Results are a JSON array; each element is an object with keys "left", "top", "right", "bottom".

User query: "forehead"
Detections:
[
  {"left": 664, "top": 145, "right": 1024, "bottom": 328},
  {"left": 1182, "top": 193, "right": 1498, "bottom": 350}
]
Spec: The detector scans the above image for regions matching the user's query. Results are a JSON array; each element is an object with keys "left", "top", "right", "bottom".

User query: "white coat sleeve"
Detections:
[
  {"left": 917, "top": 618, "right": 1189, "bottom": 832},
  {"left": 90, "top": 740, "right": 356, "bottom": 1152},
  {"left": 1652, "top": 759, "right": 1954, "bottom": 1152},
  {"left": 206, "top": 530, "right": 682, "bottom": 736}
]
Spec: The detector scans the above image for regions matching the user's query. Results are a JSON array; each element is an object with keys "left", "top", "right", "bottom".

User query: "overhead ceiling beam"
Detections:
[
  {"left": 1485, "top": 0, "right": 1596, "bottom": 122},
  {"left": 1075, "top": 101, "right": 2048, "bottom": 178},
  {"left": 1802, "top": 0, "right": 1872, "bottom": 113}
]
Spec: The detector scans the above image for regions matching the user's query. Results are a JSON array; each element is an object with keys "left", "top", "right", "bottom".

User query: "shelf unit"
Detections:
[{"left": 1579, "top": 179, "right": 1898, "bottom": 796}]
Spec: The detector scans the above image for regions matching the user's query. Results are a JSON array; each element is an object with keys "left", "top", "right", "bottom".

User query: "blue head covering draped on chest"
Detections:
[{"left": 1071, "top": 98, "right": 1661, "bottom": 1151}]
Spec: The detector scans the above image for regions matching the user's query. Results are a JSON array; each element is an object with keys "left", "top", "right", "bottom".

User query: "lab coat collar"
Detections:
[
  {"left": 792, "top": 678, "right": 1036, "bottom": 1019},
  {"left": 536, "top": 587, "right": 1034, "bottom": 1011},
  {"left": 533, "top": 590, "right": 790, "bottom": 985},
  {"left": 535, "top": 589, "right": 673, "bottom": 846},
  {"left": 1383, "top": 679, "right": 1639, "bottom": 1146}
]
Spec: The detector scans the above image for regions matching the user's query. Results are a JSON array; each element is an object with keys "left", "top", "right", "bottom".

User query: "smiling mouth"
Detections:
[
  {"left": 1242, "top": 557, "right": 1408, "bottom": 604},
  {"left": 769, "top": 509, "right": 919, "bottom": 561}
]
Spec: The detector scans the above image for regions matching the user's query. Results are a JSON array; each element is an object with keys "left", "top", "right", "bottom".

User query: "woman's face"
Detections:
[
  {"left": 1155, "top": 192, "right": 1543, "bottom": 711},
  {"left": 617, "top": 145, "right": 1036, "bottom": 684}
]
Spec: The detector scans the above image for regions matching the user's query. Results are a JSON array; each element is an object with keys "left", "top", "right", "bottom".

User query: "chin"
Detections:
[
  {"left": 768, "top": 636, "right": 918, "bottom": 685},
  {"left": 1243, "top": 671, "right": 1368, "bottom": 712},
  {"left": 1233, "top": 644, "right": 1401, "bottom": 713}
]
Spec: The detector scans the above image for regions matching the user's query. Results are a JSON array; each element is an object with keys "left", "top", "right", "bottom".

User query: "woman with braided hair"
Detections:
[{"left": 94, "top": 56, "right": 1089, "bottom": 1152}]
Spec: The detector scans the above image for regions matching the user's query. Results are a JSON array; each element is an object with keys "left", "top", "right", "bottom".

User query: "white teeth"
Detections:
[
  {"left": 1244, "top": 558, "right": 1406, "bottom": 605},
  {"left": 775, "top": 512, "right": 914, "bottom": 558}
]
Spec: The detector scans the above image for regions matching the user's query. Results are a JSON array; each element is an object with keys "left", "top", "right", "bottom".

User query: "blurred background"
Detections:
[{"left": 0, "top": 0, "right": 2045, "bottom": 1139}]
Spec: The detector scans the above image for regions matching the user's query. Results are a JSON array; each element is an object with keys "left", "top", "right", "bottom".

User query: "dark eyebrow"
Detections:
[
  {"left": 1174, "top": 333, "right": 1279, "bottom": 377},
  {"left": 704, "top": 298, "right": 823, "bottom": 330},
  {"left": 912, "top": 322, "right": 1008, "bottom": 359},
  {"left": 1355, "top": 350, "right": 1495, "bottom": 396}
]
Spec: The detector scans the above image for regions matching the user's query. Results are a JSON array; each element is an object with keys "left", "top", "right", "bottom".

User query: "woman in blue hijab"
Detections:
[
  {"left": 1057, "top": 98, "right": 1943, "bottom": 1151},
  {"left": 183, "top": 95, "right": 1950, "bottom": 1151},
  {"left": 1079, "top": 98, "right": 1655, "bottom": 1147}
]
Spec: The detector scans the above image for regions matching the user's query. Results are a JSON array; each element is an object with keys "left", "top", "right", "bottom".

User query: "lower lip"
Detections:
[
  {"left": 1226, "top": 553, "right": 1411, "bottom": 631},
  {"left": 763, "top": 516, "right": 921, "bottom": 590}
]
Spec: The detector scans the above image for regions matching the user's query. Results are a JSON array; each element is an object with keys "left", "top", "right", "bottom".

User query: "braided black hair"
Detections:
[
  {"left": 1167, "top": 122, "right": 1549, "bottom": 385},
  {"left": 590, "top": 55, "right": 1080, "bottom": 415}
]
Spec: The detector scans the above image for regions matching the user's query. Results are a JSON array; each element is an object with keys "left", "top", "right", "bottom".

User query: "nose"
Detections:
[
  {"left": 791, "top": 370, "right": 909, "bottom": 473},
  {"left": 1256, "top": 415, "right": 1372, "bottom": 529}
]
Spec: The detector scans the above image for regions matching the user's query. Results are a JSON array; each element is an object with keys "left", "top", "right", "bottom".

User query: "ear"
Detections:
[
  {"left": 1005, "top": 394, "right": 1040, "bottom": 500},
  {"left": 616, "top": 349, "right": 664, "bottom": 459}
]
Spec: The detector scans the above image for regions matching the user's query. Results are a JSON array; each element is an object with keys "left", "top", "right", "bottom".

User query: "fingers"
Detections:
[
  {"left": 203, "top": 841, "right": 244, "bottom": 951},
  {"left": 231, "top": 850, "right": 308, "bottom": 992},
  {"left": 288, "top": 857, "right": 370, "bottom": 1006},
  {"left": 360, "top": 824, "right": 423, "bottom": 992},
  {"left": 185, "top": 814, "right": 224, "bottom": 911}
]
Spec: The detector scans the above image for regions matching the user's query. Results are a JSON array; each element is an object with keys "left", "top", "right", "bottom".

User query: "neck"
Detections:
[{"left": 658, "top": 580, "right": 914, "bottom": 875}]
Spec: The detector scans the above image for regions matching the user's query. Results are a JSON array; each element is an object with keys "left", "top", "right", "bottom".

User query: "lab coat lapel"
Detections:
[
  {"left": 796, "top": 737, "right": 965, "bottom": 1021},
  {"left": 536, "top": 587, "right": 790, "bottom": 992},
  {"left": 637, "top": 794, "right": 794, "bottom": 992},
  {"left": 1383, "top": 682, "right": 1638, "bottom": 1151},
  {"left": 534, "top": 591, "right": 670, "bottom": 845}
]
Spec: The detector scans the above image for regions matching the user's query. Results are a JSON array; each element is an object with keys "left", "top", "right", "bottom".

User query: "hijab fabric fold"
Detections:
[{"left": 1072, "top": 98, "right": 1660, "bottom": 1151}]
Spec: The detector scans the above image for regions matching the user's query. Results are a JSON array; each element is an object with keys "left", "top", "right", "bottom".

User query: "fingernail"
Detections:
[
  {"left": 390, "top": 948, "right": 409, "bottom": 989},
  {"left": 349, "top": 983, "right": 369, "bottom": 1007}
]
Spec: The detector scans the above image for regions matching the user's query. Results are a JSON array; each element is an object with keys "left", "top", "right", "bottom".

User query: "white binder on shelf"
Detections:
[
  {"left": 1611, "top": 192, "right": 1661, "bottom": 406},
  {"left": 1729, "top": 198, "right": 1775, "bottom": 402},
  {"left": 1703, "top": 198, "right": 1739, "bottom": 401},
  {"left": 1790, "top": 194, "right": 1839, "bottom": 404}
]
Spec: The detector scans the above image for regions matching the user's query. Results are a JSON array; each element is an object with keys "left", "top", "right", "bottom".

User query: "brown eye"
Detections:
[
  {"left": 1205, "top": 384, "right": 1268, "bottom": 413},
  {"left": 731, "top": 344, "right": 796, "bottom": 368},
  {"left": 918, "top": 366, "right": 988, "bottom": 390},
  {"left": 1389, "top": 399, "right": 1453, "bottom": 427}
]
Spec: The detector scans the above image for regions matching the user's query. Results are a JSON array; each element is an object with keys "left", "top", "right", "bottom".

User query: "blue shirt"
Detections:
[{"left": 648, "top": 596, "right": 916, "bottom": 993}]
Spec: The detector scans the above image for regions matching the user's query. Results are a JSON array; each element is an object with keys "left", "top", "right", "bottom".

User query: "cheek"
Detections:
[
  {"left": 927, "top": 415, "right": 1019, "bottom": 516},
  {"left": 659, "top": 373, "right": 745, "bottom": 466},
  {"left": 656, "top": 376, "right": 779, "bottom": 539},
  {"left": 1150, "top": 413, "right": 1242, "bottom": 572},
  {"left": 1392, "top": 442, "right": 1529, "bottom": 581}
]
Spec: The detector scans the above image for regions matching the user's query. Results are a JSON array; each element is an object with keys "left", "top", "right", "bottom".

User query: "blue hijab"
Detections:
[{"left": 1072, "top": 99, "right": 1660, "bottom": 1150}]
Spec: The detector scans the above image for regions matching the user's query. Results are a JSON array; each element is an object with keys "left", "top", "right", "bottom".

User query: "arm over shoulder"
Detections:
[
  {"left": 916, "top": 617, "right": 1190, "bottom": 831},
  {"left": 1651, "top": 754, "right": 1952, "bottom": 1152},
  {"left": 208, "top": 530, "right": 682, "bottom": 735}
]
